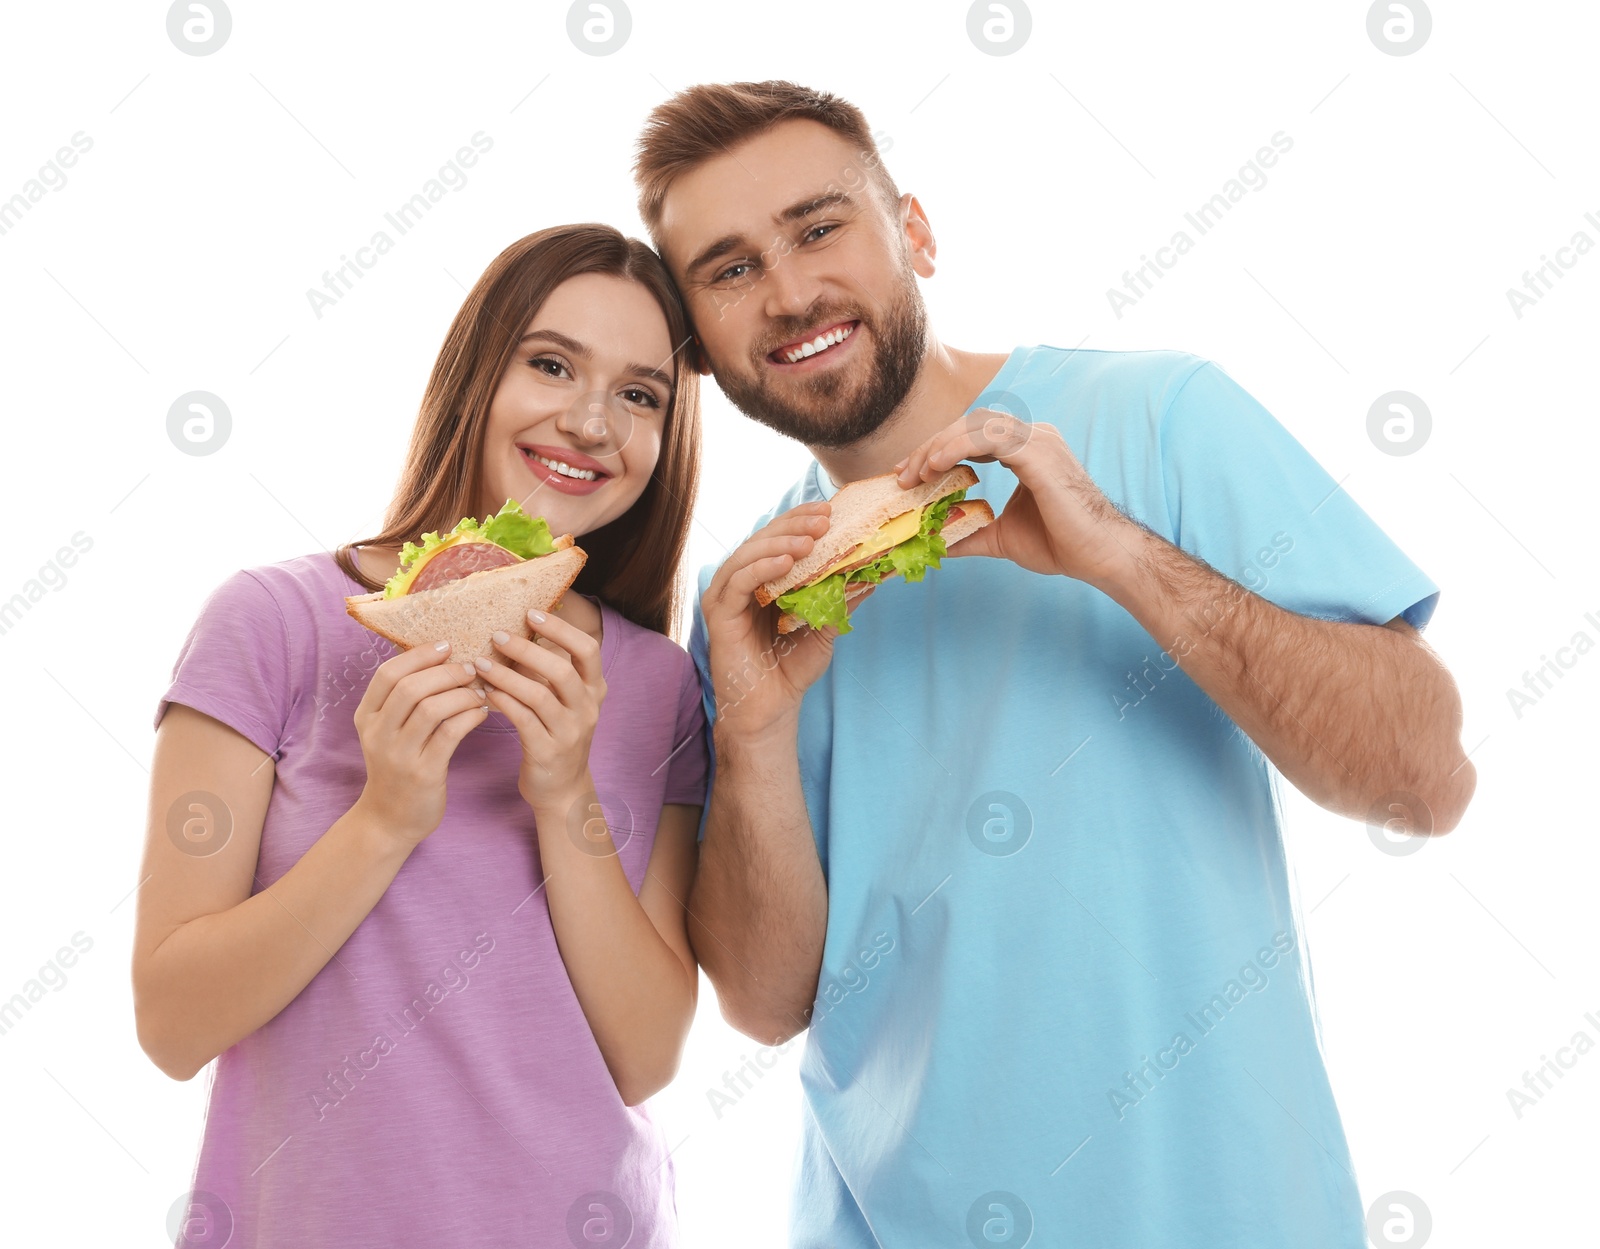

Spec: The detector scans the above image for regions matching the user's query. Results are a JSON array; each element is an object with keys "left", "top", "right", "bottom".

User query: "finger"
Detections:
[
  {"left": 774, "top": 499, "right": 833, "bottom": 523},
  {"left": 942, "top": 525, "right": 998, "bottom": 560},
  {"left": 483, "top": 636, "right": 584, "bottom": 707},
  {"left": 397, "top": 685, "right": 491, "bottom": 755},
  {"left": 418, "top": 700, "right": 491, "bottom": 769},
  {"left": 908, "top": 429, "right": 976, "bottom": 483},
  {"left": 523, "top": 609, "right": 603, "bottom": 685},
  {"left": 381, "top": 660, "right": 480, "bottom": 735},
  {"left": 720, "top": 553, "right": 807, "bottom": 608},
  {"left": 894, "top": 420, "right": 967, "bottom": 485},
  {"left": 965, "top": 408, "right": 1032, "bottom": 461},
  {"left": 484, "top": 683, "right": 559, "bottom": 741},
  {"left": 708, "top": 517, "right": 831, "bottom": 605},
  {"left": 477, "top": 655, "right": 568, "bottom": 725},
  {"left": 716, "top": 530, "right": 831, "bottom": 604},
  {"left": 362, "top": 641, "right": 457, "bottom": 717}
]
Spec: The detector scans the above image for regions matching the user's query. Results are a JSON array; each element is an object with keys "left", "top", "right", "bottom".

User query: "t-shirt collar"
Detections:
[{"left": 806, "top": 347, "right": 1027, "bottom": 502}]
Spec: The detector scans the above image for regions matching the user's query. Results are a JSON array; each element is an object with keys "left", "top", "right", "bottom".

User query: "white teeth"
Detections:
[
  {"left": 530, "top": 451, "right": 597, "bottom": 481},
  {"left": 783, "top": 323, "right": 853, "bottom": 364}
]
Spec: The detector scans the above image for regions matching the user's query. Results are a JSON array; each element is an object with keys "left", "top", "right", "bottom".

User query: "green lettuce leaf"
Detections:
[
  {"left": 383, "top": 498, "right": 555, "bottom": 598},
  {"left": 775, "top": 487, "right": 968, "bottom": 634},
  {"left": 480, "top": 498, "right": 557, "bottom": 560}
]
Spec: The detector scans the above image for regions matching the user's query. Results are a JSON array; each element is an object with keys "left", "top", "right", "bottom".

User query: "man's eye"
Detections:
[
  {"left": 715, "top": 262, "right": 754, "bottom": 284},
  {"left": 804, "top": 223, "right": 837, "bottom": 243}
]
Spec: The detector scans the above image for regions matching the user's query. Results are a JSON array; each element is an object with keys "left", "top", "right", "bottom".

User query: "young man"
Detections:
[{"left": 634, "top": 81, "right": 1473, "bottom": 1248}]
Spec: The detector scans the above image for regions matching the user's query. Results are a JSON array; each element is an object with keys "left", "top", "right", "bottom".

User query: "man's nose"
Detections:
[{"left": 761, "top": 255, "right": 813, "bottom": 320}]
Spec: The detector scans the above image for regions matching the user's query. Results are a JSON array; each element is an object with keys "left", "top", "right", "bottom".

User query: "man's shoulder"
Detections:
[{"left": 1001, "top": 344, "right": 1213, "bottom": 405}]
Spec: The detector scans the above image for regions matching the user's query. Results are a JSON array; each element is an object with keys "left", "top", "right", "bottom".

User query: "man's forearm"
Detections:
[
  {"left": 689, "top": 721, "right": 827, "bottom": 1044},
  {"left": 1096, "top": 522, "right": 1475, "bottom": 832}
]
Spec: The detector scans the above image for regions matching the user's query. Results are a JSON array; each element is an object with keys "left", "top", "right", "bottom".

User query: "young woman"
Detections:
[{"left": 133, "top": 225, "right": 708, "bottom": 1246}]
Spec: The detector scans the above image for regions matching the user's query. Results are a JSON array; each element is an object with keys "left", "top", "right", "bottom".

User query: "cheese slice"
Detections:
[{"left": 814, "top": 505, "right": 926, "bottom": 580}]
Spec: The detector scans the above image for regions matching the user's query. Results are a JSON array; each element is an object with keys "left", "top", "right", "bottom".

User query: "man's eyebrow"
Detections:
[
  {"left": 517, "top": 329, "right": 673, "bottom": 390},
  {"left": 684, "top": 234, "right": 745, "bottom": 283},
  {"left": 684, "top": 190, "right": 861, "bottom": 280},
  {"left": 778, "top": 190, "right": 857, "bottom": 224}
]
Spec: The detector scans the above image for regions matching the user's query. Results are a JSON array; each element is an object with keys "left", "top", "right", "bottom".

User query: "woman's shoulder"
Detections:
[
  {"left": 184, "top": 552, "right": 366, "bottom": 647},
  {"left": 212, "top": 551, "right": 360, "bottom": 605}
]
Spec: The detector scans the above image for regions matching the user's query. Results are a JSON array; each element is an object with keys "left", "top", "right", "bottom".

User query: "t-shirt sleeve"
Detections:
[
  {"left": 153, "top": 569, "right": 295, "bottom": 758},
  {"left": 684, "top": 563, "right": 720, "bottom": 841},
  {"left": 663, "top": 634, "right": 712, "bottom": 809},
  {"left": 1158, "top": 361, "right": 1440, "bottom": 630}
]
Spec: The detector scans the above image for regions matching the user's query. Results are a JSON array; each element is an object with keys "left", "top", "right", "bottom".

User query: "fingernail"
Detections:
[
  {"left": 528, "top": 608, "right": 546, "bottom": 623},
  {"left": 434, "top": 640, "right": 451, "bottom": 653},
  {"left": 893, "top": 457, "right": 907, "bottom": 471},
  {"left": 474, "top": 657, "right": 492, "bottom": 672},
  {"left": 492, "top": 630, "right": 510, "bottom": 645},
  {"left": 461, "top": 662, "right": 475, "bottom": 677}
]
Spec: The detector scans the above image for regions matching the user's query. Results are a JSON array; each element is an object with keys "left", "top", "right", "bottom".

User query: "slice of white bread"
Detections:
[
  {"left": 757, "top": 465, "right": 982, "bottom": 607},
  {"left": 772, "top": 496, "right": 995, "bottom": 634},
  {"left": 345, "top": 538, "right": 586, "bottom": 689}
]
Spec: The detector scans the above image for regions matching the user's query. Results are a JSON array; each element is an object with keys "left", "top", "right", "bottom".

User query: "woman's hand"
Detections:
[
  {"left": 477, "top": 608, "right": 606, "bottom": 811},
  {"left": 352, "top": 641, "right": 490, "bottom": 845}
]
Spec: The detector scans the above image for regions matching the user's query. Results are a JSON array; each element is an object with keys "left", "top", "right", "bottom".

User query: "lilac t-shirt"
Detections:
[{"left": 153, "top": 552, "right": 709, "bottom": 1247}]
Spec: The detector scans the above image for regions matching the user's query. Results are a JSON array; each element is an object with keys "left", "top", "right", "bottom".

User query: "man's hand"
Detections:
[
  {"left": 692, "top": 501, "right": 847, "bottom": 1045},
  {"left": 895, "top": 406, "right": 1475, "bottom": 834},
  {"left": 702, "top": 500, "right": 876, "bottom": 739},
  {"left": 894, "top": 408, "right": 1139, "bottom": 588}
]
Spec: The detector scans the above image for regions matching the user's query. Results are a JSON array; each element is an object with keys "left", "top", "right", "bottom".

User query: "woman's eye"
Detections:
[
  {"left": 621, "top": 387, "right": 661, "bottom": 409},
  {"left": 527, "top": 356, "right": 569, "bottom": 378}
]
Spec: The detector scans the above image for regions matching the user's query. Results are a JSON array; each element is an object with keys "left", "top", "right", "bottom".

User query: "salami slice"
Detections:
[
  {"left": 945, "top": 506, "right": 964, "bottom": 523},
  {"left": 407, "top": 540, "right": 522, "bottom": 593}
]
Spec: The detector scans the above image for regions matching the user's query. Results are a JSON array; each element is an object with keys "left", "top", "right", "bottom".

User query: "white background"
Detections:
[{"left": 0, "top": 1, "right": 1595, "bottom": 1245}]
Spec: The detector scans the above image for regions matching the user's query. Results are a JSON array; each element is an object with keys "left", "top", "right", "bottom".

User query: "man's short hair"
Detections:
[{"left": 633, "top": 80, "right": 900, "bottom": 248}]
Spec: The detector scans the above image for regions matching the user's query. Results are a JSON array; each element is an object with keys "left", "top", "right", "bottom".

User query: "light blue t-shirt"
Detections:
[{"left": 687, "top": 346, "right": 1439, "bottom": 1248}]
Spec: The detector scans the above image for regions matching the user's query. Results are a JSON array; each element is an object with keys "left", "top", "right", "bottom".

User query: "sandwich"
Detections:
[
  {"left": 345, "top": 498, "right": 586, "bottom": 686},
  {"left": 757, "top": 465, "right": 993, "bottom": 635}
]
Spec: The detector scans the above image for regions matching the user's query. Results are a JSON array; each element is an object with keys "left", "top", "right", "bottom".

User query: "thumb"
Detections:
[{"left": 942, "top": 523, "right": 1001, "bottom": 560}]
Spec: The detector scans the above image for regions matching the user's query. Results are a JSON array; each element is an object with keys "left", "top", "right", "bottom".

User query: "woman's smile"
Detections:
[{"left": 518, "top": 441, "right": 613, "bottom": 495}]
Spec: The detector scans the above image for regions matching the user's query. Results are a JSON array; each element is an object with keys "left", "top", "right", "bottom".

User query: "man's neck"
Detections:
[{"left": 811, "top": 337, "right": 1014, "bottom": 488}]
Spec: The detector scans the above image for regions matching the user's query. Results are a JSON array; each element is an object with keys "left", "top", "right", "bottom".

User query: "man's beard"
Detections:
[{"left": 710, "top": 273, "right": 929, "bottom": 450}]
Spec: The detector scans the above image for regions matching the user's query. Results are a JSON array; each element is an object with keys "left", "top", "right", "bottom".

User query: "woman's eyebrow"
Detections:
[
  {"left": 519, "top": 329, "right": 672, "bottom": 389},
  {"left": 518, "top": 328, "right": 589, "bottom": 355},
  {"left": 629, "top": 363, "right": 674, "bottom": 389}
]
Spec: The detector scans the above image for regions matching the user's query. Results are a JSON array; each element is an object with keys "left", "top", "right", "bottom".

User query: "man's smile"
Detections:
[{"left": 766, "top": 319, "right": 859, "bottom": 368}]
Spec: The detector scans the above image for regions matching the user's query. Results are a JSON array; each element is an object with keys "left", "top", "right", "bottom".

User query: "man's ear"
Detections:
[
  {"left": 690, "top": 334, "right": 713, "bottom": 376},
  {"left": 901, "top": 193, "right": 937, "bottom": 278}
]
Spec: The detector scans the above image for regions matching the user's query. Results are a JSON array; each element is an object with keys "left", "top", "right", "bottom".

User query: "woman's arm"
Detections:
[
  {"left": 476, "top": 611, "right": 700, "bottom": 1106},
  {"left": 531, "top": 793, "right": 700, "bottom": 1106},
  {"left": 132, "top": 644, "right": 489, "bottom": 1080}
]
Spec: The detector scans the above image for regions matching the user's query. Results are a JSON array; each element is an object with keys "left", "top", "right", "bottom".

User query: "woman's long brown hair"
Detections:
[{"left": 334, "top": 224, "right": 702, "bottom": 639}]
